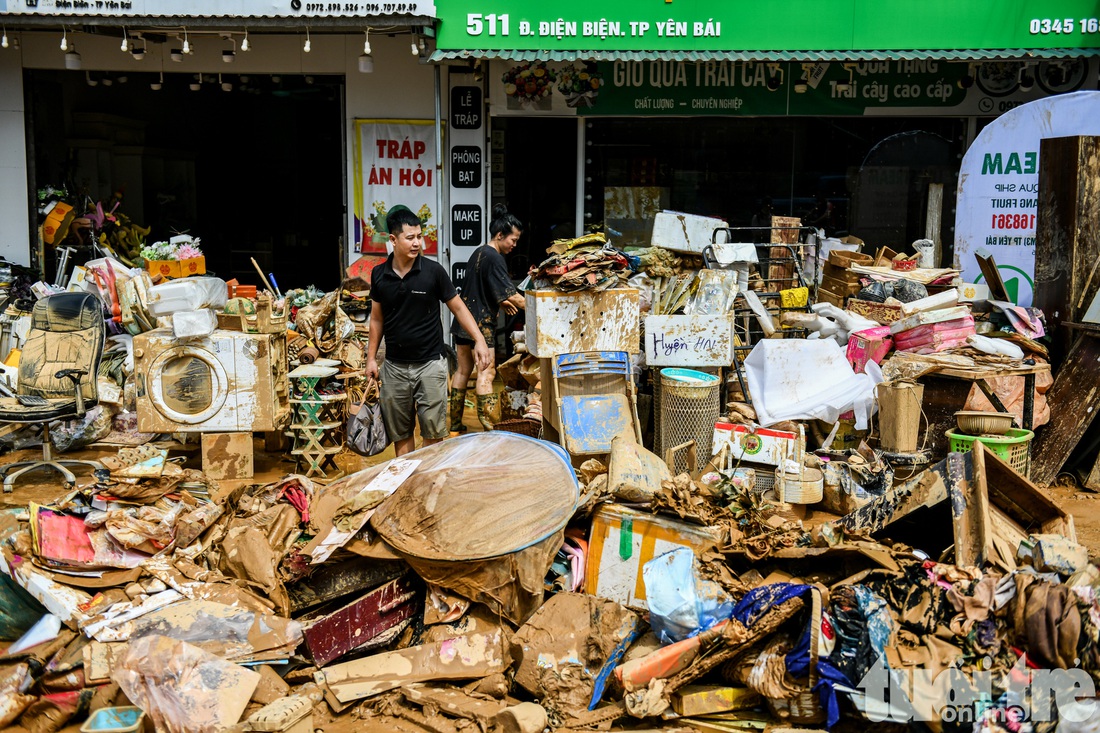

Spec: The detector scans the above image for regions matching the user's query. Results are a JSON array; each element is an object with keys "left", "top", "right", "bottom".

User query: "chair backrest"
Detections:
[{"left": 18, "top": 292, "right": 104, "bottom": 403}]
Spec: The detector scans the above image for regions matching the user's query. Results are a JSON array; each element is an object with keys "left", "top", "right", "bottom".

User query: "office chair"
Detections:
[{"left": 0, "top": 292, "right": 105, "bottom": 491}]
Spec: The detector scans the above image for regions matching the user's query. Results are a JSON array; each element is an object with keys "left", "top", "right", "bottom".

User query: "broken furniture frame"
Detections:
[
  {"left": 704, "top": 225, "right": 819, "bottom": 403},
  {"left": 837, "top": 441, "right": 1074, "bottom": 570},
  {"left": 550, "top": 350, "right": 642, "bottom": 459},
  {"left": 286, "top": 364, "right": 346, "bottom": 479}
]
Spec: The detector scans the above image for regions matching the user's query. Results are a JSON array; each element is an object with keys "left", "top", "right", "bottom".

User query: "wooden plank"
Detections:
[
  {"left": 1086, "top": 450, "right": 1100, "bottom": 492},
  {"left": 300, "top": 573, "right": 421, "bottom": 667},
  {"left": 321, "top": 630, "right": 507, "bottom": 703},
  {"left": 950, "top": 448, "right": 991, "bottom": 568},
  {"left": 977, "top": 441, "right": 1076, "bottom": 542},
  {"left": 287, "top": 556, "right": 407, "bottom": 613},
  {"left": 1029, "top": 334, "right": 1100, "bottom": 487},
  {"left": 838, "top": 459, "right": 949, "bottom": 535},
  {"left": 925, "top": 182, "right": 944, "bottom": 267},
  {"left": 1034, "top": 135, "right": 1100, "bottom": 364}
]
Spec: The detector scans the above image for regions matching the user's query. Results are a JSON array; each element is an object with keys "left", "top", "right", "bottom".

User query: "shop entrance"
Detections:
[
  {"left": 26, "top": 71, "right": 345, "bottom": 291},
  {"left": 489, "top": 117, "right": 577, "bottom": 280}
]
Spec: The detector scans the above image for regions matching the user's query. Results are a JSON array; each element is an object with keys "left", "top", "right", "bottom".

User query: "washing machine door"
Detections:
[{"left": 146, "top": 345, "right": 230, "bottom": 425}]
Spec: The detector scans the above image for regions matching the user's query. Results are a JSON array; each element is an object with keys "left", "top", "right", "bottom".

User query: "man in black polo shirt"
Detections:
[{"left": 366, "top": 208, "right": 490, "bottom": 456}]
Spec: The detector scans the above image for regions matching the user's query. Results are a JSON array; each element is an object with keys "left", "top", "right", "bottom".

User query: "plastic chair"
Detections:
[{"left": 552, "top": 351, "right": 642, "bottom": 457}]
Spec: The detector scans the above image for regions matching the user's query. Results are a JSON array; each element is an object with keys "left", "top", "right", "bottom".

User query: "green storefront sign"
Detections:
[
  {"left": 436, "top": 0, "right": 1100, "bottom": 52},
  {"left": 576, "top": 60, "right": 970, "bottom": 116}
]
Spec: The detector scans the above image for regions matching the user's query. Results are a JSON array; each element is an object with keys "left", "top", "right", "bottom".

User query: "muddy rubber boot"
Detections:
[
  {"left": 476, "top": 392, "right": 501, "bottom": 431},
  {"left": 448, "top": 387, "right": 468, "bottom": 435}
]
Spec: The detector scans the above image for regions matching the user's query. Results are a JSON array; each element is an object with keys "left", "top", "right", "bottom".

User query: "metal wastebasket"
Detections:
[{"left": 659, "top": 368, "right": 720, "bottom": 475}]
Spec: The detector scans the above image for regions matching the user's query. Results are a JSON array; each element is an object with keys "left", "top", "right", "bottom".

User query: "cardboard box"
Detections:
[
  {"left": 820, "top": 274, "right": 861, "bottom": 297},
  {"left": 525, "top": 288, "right": 640, "bottom": 358},
  {"left": 958, "top": 282, "right": 991, "bottom": 302},
  {"left": 585, "top": 504, "right": 725, "bottom": 611},
  {"left": 651, "top": 210, "right": 728, "bottom": 254},
  {"left": 712, "top": 422, "right": 801, "bottom": 466},
  {"left": 671, "top": 685, "right": 762, "bottom": 716},
  {"left": 510, "top": 593, "right": 640, "bottom": 716},
  {"left": 846, "top": 326, "right": 894, "bottom": 373},
  {"left": 200, "top": 432, "right": 254, "bottom": 480},
  {"left": 644, "top": 314, "right": 735, "bottom": 367},
  {"left": 145, "top": 256, "right": 206, "bottom": 279}
]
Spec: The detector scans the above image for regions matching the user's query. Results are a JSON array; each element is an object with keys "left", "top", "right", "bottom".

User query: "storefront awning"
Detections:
[{"left": 430, "top": 48, "right": 1100, "bottom": 63}]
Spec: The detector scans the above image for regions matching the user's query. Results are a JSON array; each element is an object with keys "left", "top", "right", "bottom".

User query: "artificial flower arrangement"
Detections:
[{"left": 141, "top": 235, "right": 206, "bottom": 279}]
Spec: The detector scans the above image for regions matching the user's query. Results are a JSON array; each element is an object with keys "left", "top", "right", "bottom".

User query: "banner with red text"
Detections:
[{"left": 353, "top": 119, "right": 440, "bottom": 255}]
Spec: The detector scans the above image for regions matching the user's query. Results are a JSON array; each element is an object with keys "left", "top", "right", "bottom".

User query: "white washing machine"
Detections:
[{"left": 134, "top": 328, "right": 288, "bottom": 433}]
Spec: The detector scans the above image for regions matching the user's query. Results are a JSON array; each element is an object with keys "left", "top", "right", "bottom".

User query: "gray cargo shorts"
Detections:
[{"left": 380, "top": 355, "right": 449, "bottom": 441}]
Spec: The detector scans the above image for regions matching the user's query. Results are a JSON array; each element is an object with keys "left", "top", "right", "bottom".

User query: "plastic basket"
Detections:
[
  {"left": 659, "top": 369, "right": 720, "bottom": 475},
  {"left": 946, "top": 427, "right": 1033, "bottom": 477},
  {"left": 492, "top": 418, "right": 542, "bottom": 439}
]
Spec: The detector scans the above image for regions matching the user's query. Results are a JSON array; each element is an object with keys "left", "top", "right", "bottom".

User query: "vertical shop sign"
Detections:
[
  {"left": 353, "top": 119, "right": 439, "bottom": 255},
  {"left": 448, "top": 80, "right": 488, "bottom": 273},
  {"left": 954, "top": 91, "right": 1100, "bottom": 306}
]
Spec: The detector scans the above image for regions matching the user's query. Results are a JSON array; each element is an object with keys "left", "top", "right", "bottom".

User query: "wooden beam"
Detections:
[
  {"left": 950, "top": 448, "right": 992, "bottom": 568},
  {"left": 925, "top": 182, "right": 943, "bottom": 267},
  {"left": 1034, "top": 135, "right": 1100, "bottom": 364},
  {"left": 1029, "top": 333, "right": 1100, "bottom": 487}
]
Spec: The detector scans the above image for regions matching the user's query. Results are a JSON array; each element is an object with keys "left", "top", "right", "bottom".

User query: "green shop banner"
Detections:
[
  {"left": 488, "top": 59, "right": 1097, "bottom": 116},
  {"left": 584, "top": 60, "right": 969, "bottom": 116},
  {"left": 437, "top": 0, "right": 1100, "bottom": 52}
]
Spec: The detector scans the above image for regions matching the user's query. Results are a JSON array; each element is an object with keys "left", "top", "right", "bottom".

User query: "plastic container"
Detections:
[
  {"left": 774, "top": 465, "right": 824, "bottom": 504},
  {"left": 80, "top": 707, "right": 145, "bottom": 733},
  {"left": 954, "top": 411, "right": 1014, "bottom": 436},
  {"left": 146, "top": 276, "right": 228, "bottom": 317},
  {"left": 946, "top": 428, "right": 1033, "bottom": 476}
]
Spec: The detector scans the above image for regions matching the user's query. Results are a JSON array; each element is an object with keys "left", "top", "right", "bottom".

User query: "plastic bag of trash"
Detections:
[
  {"left": 856, "top": 279, "right": 927, "bottom": 304},
  {"left": 643, "top": 547, "right": 734, "bottom": 645},
  {"left": 113, "top": 635, "right": 259, "bottom": 733},
  {"left": 51, "top": 404, "right": 115, "bottom": 452}
]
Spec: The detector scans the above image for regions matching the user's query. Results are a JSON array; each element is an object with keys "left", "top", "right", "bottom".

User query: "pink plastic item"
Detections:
[{"left": 845, "top": 326, "right": 894, "bottom": 373}]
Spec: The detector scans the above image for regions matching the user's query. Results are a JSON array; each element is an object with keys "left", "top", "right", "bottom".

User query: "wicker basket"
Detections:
[
  {"left": 766, "top": 588, "right": 826, "bottom": 725},
  {"left": 492, "top": 418, "right": 542, "bottom": 439}
]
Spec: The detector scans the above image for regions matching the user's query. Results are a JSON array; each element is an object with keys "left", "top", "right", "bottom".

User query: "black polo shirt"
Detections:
[{"left": 371, "top": 253, "right": 457, "bottom": 363}]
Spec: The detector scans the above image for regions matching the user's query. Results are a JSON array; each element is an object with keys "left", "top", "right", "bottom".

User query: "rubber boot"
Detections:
[
  {"left": 448, "top": 387, "right": 468, "bottom": 435},
  {"left": 476, "top": 392, "right": 501, "bottom": 431}
]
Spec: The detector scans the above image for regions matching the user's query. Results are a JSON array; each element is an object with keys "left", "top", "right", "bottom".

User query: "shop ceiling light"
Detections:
[
  {"left": 958, "top": 63, "right": 976, "bottom": 89},
  {"left": 60, "top": 27, "right": 68, "bottom": 51},
  {"left": 303, "top": 28, "right": 311, "bottom": 53},
  {"left": 419, "top": 36, "right": 427, "bottom": 54},
  {"left": 189, "top": 75, "right": 201, "bottom": 91},
  {"left": 241, "top": 30, "right": 250, "bottom": 52},
  {"left": 220, "top": 73, "right": 231, "bottom": 91},
  {"left": 222, "top": 36, "right": 236, "bottom": 62},
  {"left": 101, "top": 76, "right": 113, "bottom": 87},
  {"left": 131, "top": 34, "right": 146, "bottom": 60},
  {"left": 182, "top": 28, "right": 192, "bottom": 55},
  {"left": 766, "top": 63, "right": 783, "bottom": 91},
  {"left": 65, "top": 48, "right": 82, "bottom": 70},
  {"left": 411, "top": 37, "right": 419, "bottom": 56},
  {"left": 1018, "top": 63, "right": 1036, "bottom": 91},
  {"left": 150, "top": 71, "right": 163, "bottom": 91},
  {"left": 170, "top": 48, "right": 183, "bottom": 62},
  {"left": 2, "top": 27, "right": 9, "bottom": 49},
  {"left": 363, "top": 29, "right": 372, "bottom": 55},
  {"left": 85, "top": 71, "right": 98, "bottom": 87},
  {"left": 358, "top": 52, "right": 374, "bottom": 73},
  {"left": 120, "top": 27, "right": 128, "bottom": 52}
]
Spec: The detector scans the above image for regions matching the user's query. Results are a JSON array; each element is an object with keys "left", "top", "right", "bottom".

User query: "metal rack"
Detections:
[{"left": 704, "top": 225, "right": 820, "bottom": 402}]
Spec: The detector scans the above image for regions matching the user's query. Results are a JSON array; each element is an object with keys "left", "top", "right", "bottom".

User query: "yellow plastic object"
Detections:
[
  {"left": 780, "top": 286, "right": 809, "bottom": 309},
  {"left": 2, "top": 348, "right": 19, "bottom": 367}
]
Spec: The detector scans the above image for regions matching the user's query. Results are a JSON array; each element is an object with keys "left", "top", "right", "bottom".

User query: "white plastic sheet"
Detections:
[{"left": 744, "top": 339, "right": 882, "bottom": 429}]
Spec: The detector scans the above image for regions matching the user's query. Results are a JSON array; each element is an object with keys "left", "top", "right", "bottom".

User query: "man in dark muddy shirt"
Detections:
[{"left": 449, "top": 204, "right": 525, "bottom": 431}]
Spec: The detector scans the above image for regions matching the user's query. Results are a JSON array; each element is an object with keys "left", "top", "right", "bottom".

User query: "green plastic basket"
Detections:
[{"left": 946, "top": 427, "right": 1033, "bottom": 477}]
